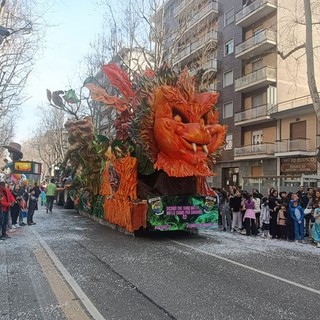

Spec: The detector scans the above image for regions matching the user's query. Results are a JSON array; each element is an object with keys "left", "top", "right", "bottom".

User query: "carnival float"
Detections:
[{"left": 48, "top": 63, "right": 227, "bottom": 233}]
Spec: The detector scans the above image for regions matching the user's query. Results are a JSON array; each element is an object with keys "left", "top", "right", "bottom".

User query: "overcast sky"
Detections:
[{"left": 15, "top": 0, "right": 104, "bottom": 143}]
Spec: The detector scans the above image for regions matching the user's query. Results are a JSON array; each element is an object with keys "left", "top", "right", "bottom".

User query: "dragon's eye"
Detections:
[
  {"left": 173, "top": 107, "right": 188, "bottom": 123},
  {"left": 201, "top": 111, "right": 212, "bottom": 125}
]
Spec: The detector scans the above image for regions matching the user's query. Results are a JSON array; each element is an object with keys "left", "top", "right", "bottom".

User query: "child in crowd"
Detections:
[
  {"left": 277, "top": 204, "right": 287, "bottom": 240},
  {"left": 311, "top": 201, "right": 320, "bottom": 248},
  {"left": 260, "top": 197, "right": 270, "bottom": 238},
  {"left": 290, "top": 200, "right": 304, "bottom": 243},
  {"left": 40, "top": 187, "right": 46, "bottom": 206},
  {"left": 242, "top": 193, "right": 257, "bottom": 236},
  {"left": 18, "top": 196, "right": 27, "bottom": 226}
]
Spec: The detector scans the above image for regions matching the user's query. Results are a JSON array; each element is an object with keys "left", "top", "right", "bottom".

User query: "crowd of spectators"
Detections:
[
  {"left": 0, "top": 181, "right": 47, "bottom": 240},
  {"left": 216, "top": 185, "right": 320, "bottom": 247}
]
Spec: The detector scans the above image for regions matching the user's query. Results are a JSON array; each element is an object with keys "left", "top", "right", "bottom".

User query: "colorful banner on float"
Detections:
[{"left": 147, "top": 195, "right": 219, "bottom": 231}]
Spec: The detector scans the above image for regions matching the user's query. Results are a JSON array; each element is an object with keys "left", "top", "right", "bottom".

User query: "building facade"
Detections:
[{"left": 154, "top": 0, "right": 320, "bottom": 192}]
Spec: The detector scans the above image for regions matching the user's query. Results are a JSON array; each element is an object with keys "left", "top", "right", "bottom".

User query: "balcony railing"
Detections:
[
  {"left": 189, "top": 58, "right": 217, "bottom": 77},
  {"left": 234, "top": 103, "right": 276, "bottom": 123},
  {"left": 235, "top": 66, "right": 276, "bottom": 92},
  {"left": 174, "top": 30, "right": 218, "bottom": 64},
  {"left": 275, "top": 138, "right": 311, "bottom": 153},
  {"left": 203, "top": 58, "right": 217, "bottom": 72},
  {"left": 235, "top": 29, "right": 276, "bottom": 58},
  {"left": 174, "top": 0, "right": 190, "bottom": 16},
  {"left": 185, "top": 2, "right": 219, "bottom": 31},
  {"left": 234, "top": 143, "right": 275, "bottom": 157},
  {"left": 236, "top": 0, "right": 277, "bottom": 27}
]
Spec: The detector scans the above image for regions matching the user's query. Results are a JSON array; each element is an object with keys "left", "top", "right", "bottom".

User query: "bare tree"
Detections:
[
  {"left": 277, "top": 0, "right": 320, "bottom": 121},
  {"left": 0, "top": 0, "right": 43, "bottom": 141},
  {"left": 32, "top": 106, "right": 68, "bottom": 175}
]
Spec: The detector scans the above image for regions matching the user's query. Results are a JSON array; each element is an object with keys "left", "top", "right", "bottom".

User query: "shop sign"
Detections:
[
  {"left": 280, "top": 157, "right": 317, "bottom": 174},
  {"left": 148, "top": 195, "right": 219, "bottom": 231},
  {"left": 12, "top": 161, "right": 42, "bottom": 174}
]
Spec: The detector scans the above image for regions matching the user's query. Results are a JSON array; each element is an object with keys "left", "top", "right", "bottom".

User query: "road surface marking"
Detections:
[
  {"left": 34, "top": 249, "right": 91, "bottom": 320},
  {"left": 32, "top": 229, "right": 106, "bottom": 320},
  {"left": 171, "top": 240, "right": 320, "bottom": 295}
]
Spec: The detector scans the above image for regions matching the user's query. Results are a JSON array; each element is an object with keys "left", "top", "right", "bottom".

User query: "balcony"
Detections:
[
  {"left": 234, "top": 103, "right": 277, "bottom": 126},
  {"left": 235, "top": 29, "right": 276, "bottom": 60},
  {"left": 174, "top": 0, "right": 190, "bottom": 17},
  {"left": 184, "top": 2, "right": 219, "bottom": 32},
  {"left": 275, "top": 138, "right": 314, "bottom": 157},
  {"left": 235, "top": 66, "right": 276, "bottom": 93},
  {"left": 174, "top": 30, "right": 218, "bottom": 65},
  {"left": 189, "top": 58, "right": 217, "bottom": 77},
  {"left": 236, "top": 0, "right": 277, "bottom": 28},
  {"left": 234, "top": 143, "right": 275, "bottom": 160}
]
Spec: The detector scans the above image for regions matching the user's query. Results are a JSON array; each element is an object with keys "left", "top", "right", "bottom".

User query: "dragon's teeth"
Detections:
[{"left": 202, "top": 145, "right": 209, "bottom": 154}]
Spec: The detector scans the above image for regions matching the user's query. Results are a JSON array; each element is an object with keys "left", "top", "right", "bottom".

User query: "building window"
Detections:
[
  {"left": 290, "top": 121, "right": 306, "bottom": 139},
  {"left": 251, "top": 166, "right": 263, "bottom": 177},
  {"left": 223, "top": 102, "right": 233, "bottom": 118},
  {"left": 252, "top": 130, "right": 263, "bottom": 145},
  {"left": 223, "top": 70, "right": 233, "bottom": 87},
  {"left": 252, "top": 94, "right": 264, "bottom": 107},
  {"left": 225, "top": 134, "right": 233, "bottom": 150},
  {"left": 252, "top": 130, "right": 263, "bottom": 152},
  {"left": 224, "top": 7, "right": 234, "bottom": 26},
  {"left": 252, "top": 58, "right": 263, "bottom": 71},
  {"left": 224, "top": 39, "right": 234, "bottom": 56}
]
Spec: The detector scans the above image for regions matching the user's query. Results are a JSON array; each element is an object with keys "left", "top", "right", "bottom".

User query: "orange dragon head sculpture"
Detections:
[{"left": 85, "top": 63, "right": 227, "bottom": 177}]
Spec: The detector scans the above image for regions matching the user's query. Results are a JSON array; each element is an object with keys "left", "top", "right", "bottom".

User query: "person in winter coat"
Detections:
[
  {"left": 311, "top": 201, "right": 320, "bottom": 248},
  {"left": 230, "top": 189, "right": 242, "bottom": 232},
  {"left": 219, "top": 190, "right": 231, "bottom": 231},
  {"left": 253, "top": 192, "right": 261, "bottom": 230},
  {"left": 277, "top": 203, "right": 287, "bottom": 240},
  {"left": 260, "top": 197, "right": 270, "bottom": 238},
  {"left": 268, "top": 189, "right": 280, "bottom": 239},
  {"left": 242, "top": 193, "right": 257, "bottom": 236},
  {"left": 290, "top": 200, "right": 305, "bottom": 242},
  {"left": 10, "top": 183, "right": 24, "bottom": 228},
  {"left": 0, "top": 181, "right": 15, "bottom": 240}
]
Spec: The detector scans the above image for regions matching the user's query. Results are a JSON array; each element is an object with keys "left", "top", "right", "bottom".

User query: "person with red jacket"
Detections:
[{"left": 0, "top": 181, "right": 15, "bottom": 240}]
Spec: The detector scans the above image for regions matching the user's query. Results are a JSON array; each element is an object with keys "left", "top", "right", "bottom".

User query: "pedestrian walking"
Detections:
[{"left": 46, "top": 178, "right": 57, "bottom": 213}]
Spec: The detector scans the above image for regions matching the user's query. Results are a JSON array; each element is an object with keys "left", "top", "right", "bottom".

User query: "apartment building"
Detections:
[
  {"left": 154, "top": 0, "right": 320, "bottom": 192},
  {"left": 216, "top": 0, "right": 319, "bottom": 192}
]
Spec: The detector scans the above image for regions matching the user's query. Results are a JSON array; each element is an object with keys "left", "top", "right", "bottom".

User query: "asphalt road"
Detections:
[{"left": 1, "top": 204, "right": 319, "bottom": 320}]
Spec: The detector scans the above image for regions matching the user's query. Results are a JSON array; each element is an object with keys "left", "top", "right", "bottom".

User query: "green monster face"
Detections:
[{"left": 149, "top": 197, "right": 164, "bottom": 216}]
